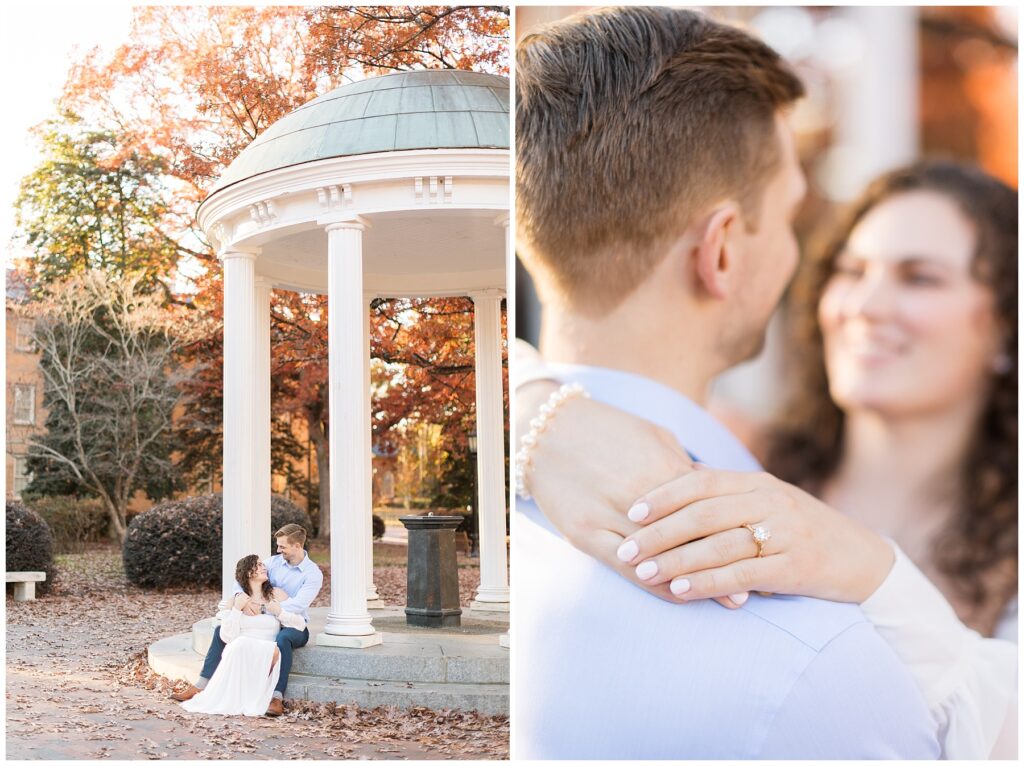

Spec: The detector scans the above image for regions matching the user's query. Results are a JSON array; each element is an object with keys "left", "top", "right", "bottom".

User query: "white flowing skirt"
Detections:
[{"left": 182, "top": 635, "right": 280, "bottom": 717}]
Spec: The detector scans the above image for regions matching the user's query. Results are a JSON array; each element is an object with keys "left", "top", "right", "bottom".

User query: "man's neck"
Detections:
[
  {"left": 539, "top": 302, "right": 720, "bottom": 405},
  {"left": 284, "top": 552, "right": 305, "bottom": 567}
]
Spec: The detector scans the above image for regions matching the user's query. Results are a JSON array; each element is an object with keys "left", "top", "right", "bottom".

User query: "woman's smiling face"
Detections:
[{"left": 818, "top": 190, "right": 1002, "bottom": 418}]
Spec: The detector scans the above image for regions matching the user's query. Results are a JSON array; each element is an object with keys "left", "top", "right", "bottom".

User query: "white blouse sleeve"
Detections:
[
  {"left": 277, "top": 608, "right": 306, "bottom": 631},
  {"left": 860, "top": 541, "right": 1017, "bottom": 759},
  {"left": 219, "top": 607, "right": 243, "bottom": 643}
]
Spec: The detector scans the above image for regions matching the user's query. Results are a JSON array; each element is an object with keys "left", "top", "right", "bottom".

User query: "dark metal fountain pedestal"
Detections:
[{"left": 399, "top": 514, "right": 464, "bottom": 628}]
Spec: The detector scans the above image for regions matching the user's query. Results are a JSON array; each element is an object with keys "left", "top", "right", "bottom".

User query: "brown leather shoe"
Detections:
[
  {"left": 170, "top": 684, "right": 201, "bottom": 702},
  {"left": 265, "top": 697, "right": 285, "bottom": 717}
]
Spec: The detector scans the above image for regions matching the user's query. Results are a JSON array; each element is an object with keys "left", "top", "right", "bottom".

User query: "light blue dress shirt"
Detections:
[
  {"left": 232, "top": 551, "right": 323, "bottom": 625},
  {"left": 515, "top": 365, "right": 940, "bottom": 759}
]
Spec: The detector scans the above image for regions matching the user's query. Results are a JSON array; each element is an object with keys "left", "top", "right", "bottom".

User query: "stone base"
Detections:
[
  {"left": 498, "top": 633, "right": 510, "bottom": 648},
  {"left": 316, "top": 631, "right": 383, "bottom": 649},
  {"left": 469, "top": 600, "right": 510, "bottom": 613},
  {"left": 150, "top": 607, "right": 509, "bottom": 714},
  {"left": 406, "top": 610, "right": 462, "bottom": 629},
  {"left": 366, "top": 598, "right": 387, "bottom": 610},
  {"left": 13, "top": 582, "right": 36, "bottom": 601}
]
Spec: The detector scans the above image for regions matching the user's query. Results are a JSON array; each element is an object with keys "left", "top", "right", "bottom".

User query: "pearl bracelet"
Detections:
[{"left": 515, "top": 382, "right": 590, "bottom": 500}]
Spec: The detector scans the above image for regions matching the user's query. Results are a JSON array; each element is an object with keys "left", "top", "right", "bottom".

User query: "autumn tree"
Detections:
[
  {"left": 36, "top": 6, "right": 510, "bottom": 534},
  {"left": 15, "top": 114, "right": 183, "bottom": 295},
  {"left": 24, "top": 272, "right": 201, "bottom": 541},
  {"left": 372, "top": 297, "right": 509, "bottom": 513}
]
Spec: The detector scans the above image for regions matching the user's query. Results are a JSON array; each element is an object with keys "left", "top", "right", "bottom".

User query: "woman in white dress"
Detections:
[
  {"left": 516, "top": 162, "right": 1017, "bottom": 757},
  {"left": 182, "top": 554, "right": 305, "bottom": 717}
]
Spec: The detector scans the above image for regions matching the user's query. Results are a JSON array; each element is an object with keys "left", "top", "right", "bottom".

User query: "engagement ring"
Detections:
[{"left": 742, "top": 524, "right": 771, "bottom": 558}]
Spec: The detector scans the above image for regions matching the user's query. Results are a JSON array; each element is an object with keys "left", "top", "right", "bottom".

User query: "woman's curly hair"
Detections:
[
  {"left": 235, "top": 553, "right": 274, "bottom": 602},
  {"left": 764, "top": 161, "right": 1017, "bottom": 623}
]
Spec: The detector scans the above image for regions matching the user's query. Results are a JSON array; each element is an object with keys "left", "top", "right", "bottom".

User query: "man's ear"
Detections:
[{"left": 693, "top": 205, "right": 740, "bottom": 300}]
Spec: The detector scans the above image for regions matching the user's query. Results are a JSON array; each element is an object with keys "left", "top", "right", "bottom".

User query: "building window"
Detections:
[
  {"left": 13, "top": 384, "right": 35, "bottom": 425},
  {"left": 15, "top": 319, "right": 35, "bottom": 352},
  {"left": 13, "top": 456, "right": 32, "bottom": 497}
]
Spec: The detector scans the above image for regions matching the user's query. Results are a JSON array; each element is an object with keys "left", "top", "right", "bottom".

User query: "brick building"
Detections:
[{"left": 5, "top": 270, "right": 45, "bottom": 499}]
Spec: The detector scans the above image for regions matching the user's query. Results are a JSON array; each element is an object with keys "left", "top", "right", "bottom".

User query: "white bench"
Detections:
[{"left": 6, "top": 571, "right": 46, "bottom": 601}]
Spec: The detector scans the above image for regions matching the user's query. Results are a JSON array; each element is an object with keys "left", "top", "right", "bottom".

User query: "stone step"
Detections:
[
  {"left": 150, "top": 628, "right": 509, "bottom": 717},
  {"left": 190, "top": 612, "right": 509, "bottom": 685},
  {"left": 291, "top": 642, "right": 508, "bottom": 684},
  {"left": 287, "top": 674, "right": 509, "bottom": 716}
]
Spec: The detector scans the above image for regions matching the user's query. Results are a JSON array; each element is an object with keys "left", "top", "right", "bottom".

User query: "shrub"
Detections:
[
  {"left": 123, "top": 494, "right": 313, "bottom": 589},
  {"left": 270, "top": 495, "right": 313, "bottom": 551},
  {"left": 6, "top": 500, "right": 56, "bottom": 596},
  {"left": 26, "top": 496, "right": 108, "bottom": 553},
  {"left": 372, "top": 514, "right": 385, "bottom": 540},
  {"left": 123, "top": 494, "right": 221, "bottom": 589}
]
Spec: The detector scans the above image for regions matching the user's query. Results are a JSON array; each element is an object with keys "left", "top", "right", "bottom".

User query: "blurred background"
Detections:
[{"left": 514, "top": 5, "right": 1018, "bottom": 430}]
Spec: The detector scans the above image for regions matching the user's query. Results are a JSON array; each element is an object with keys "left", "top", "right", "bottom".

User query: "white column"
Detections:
[
  {"left": 316, "top": 219, "right": 381, "bottom": 648},
  {"left": 830, "top": 7, "right": 918, "bottom": 199},
  {"left": 220, "top": 250, "right": 262, "bottom": 610},
  {"left": 469, "top": 289, "right": 510, "bottom": 610},
  {"left": 497, "top": 215, "right": 511, "bottom": 647},
  {"left": 364, "top": 291, "right": 383, "bottom": 607},
  {"left": 254, "top": 277, "right": 273, "bottom": 559}
]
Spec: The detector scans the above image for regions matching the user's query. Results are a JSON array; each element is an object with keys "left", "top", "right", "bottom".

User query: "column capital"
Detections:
[
  {"left": 469, "top": 288, "right": 506, "bottom": 302},
  {"left": 254, "top": 276, "right": 275, "bottom": 290},
  {"left": 218, "top": 248, "right": 259, "bottom": 264},
  {"left": 319, "top": 213, "right": 370, "bottom": 232}
]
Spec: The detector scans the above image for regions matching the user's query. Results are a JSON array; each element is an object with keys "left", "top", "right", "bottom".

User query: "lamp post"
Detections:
[{"left": 468, "top": 431, "right": 479, "bottom": 558}]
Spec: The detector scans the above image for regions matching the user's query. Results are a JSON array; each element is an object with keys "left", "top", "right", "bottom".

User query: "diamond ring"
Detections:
[{"left": 742, "top": 523, "right": 771, "bottom": 558}]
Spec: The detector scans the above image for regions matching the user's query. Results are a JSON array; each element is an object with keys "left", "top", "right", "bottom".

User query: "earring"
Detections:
[{"left": 991, "top": 353, "right": 1012, "bottom": 375}]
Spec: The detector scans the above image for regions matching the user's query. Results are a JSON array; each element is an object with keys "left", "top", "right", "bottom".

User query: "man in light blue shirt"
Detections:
[
  {"left": 171, "top": 523, "right": 323, "bottom": 716},
  {"left": 514, "top": 7, "right": 940, "bottom": 758}
]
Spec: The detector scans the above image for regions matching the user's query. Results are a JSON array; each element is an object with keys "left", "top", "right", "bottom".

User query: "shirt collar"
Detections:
[
  {"left": 278, "top": 552, "right": 308, "bottom": 570},
  {"left": 541, "top": 363, "right": 761, "bottom": 472}
]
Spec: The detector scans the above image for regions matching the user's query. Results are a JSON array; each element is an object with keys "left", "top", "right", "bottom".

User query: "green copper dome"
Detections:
[{"left": 211, "top": 70, "right": 509, "bottom": 193}]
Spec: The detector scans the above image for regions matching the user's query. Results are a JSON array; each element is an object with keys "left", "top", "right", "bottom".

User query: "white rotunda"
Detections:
[{"left": 196, "top": 69, "right": 509, "bottom": 649}]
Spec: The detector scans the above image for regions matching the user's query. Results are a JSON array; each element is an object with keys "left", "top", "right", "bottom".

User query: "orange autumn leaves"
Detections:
[{"left": 38, "top": 7, "right": 510, "bottom": 507}]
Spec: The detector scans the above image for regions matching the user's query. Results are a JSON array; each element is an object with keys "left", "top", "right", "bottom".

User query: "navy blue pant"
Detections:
[{"left": 200, "top": 625, "right": 310, "bottom": 696}]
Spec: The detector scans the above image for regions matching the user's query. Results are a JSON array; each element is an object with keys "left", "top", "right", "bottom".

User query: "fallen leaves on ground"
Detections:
[{"left": 7, "top": 543, "right": 508, "bottom": 760}]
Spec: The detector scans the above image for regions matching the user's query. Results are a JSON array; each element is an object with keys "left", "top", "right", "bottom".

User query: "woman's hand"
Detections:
[
  {"left": 616, "top": 466, "right": 896, "bottom": 603},
  {"left": 518, "top": 380, "right": 745, "bottom": 608},
  {"left": 265, "top": 588, "right": 287, "bottom": 616}
]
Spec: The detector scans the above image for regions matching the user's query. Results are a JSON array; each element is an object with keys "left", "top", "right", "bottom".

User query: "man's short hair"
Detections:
[
  {"left": 275, "top": 523, "right": 307, "bottom": 547},
  {"left": 516, "top": 6, "right": 805, "bottom": 313}
]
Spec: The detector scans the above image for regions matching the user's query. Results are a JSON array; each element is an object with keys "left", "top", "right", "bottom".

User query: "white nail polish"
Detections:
[
  {"left": 635, "top": 560, "right": 658, "bottom": 581},
  {"left": 627, "top": 502, "right": 650, "bottom": 522},
  {"left": 616, "top": 539, "right": 639, "bottom": 562},
  {"left": 670, "top": 578, "right": 691, "bottom": 595},
  {"left": 729, "top": 592, "right": 749, "bottom": 606}
]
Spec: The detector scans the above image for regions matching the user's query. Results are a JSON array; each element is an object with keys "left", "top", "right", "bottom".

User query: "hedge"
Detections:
[{"left": 6, "top": 500, "right": 56, "bottom": 596}]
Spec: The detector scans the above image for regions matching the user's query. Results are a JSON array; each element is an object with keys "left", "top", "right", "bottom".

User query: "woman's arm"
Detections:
[
  {"left": 861, "top": 543, "right": 1018, "bottom": 759},
  {"left": 518, "top": 377, "right": 719, "bottom": 605},
  {"left": 268, "top": 588, "right": 306, "bottom": 631},
  {"left": 220, "top": 594, "right": 248, "bottom": 643},
  {"left": 632, "top": 478, "right": 1017, "bottom": 757},
  {"left": 617, "top": 467, "right": 894, "bottom": 603}
]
